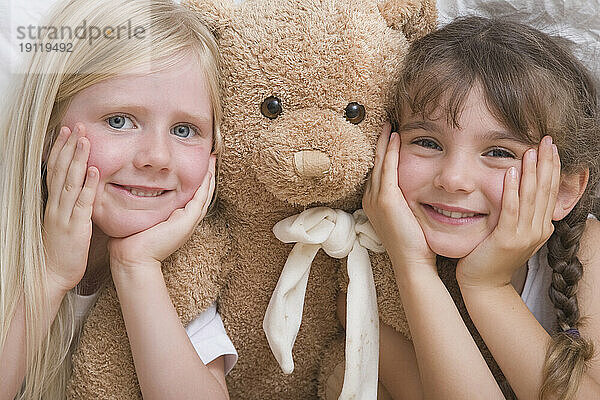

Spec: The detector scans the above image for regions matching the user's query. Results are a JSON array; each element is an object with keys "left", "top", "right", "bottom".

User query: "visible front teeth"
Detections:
[
  {"left": 125, "top": 187, "right": 165, "bottom": 197},
  {"left": 432, "top": 206, "right": 476, "bottom": 219}
]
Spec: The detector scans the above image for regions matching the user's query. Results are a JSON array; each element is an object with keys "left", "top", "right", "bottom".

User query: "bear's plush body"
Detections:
[{"left": 187, "top": 2, "right": 435, "bottom": 398}]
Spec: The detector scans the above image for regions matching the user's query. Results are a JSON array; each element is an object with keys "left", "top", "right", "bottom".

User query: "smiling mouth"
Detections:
[
  {"left": 422, "top": 203, "right": 487, "bottom": 221},
  {"left": 113, "top": 184, "right": 170, "bottom": 198},
  {"left": 430, "top": 205, "right": 477, "bottom": 219}
]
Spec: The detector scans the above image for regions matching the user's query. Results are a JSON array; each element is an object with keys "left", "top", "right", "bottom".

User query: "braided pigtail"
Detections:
[{"left": 541, "top": 203, "right": 595, "bottom": 400}]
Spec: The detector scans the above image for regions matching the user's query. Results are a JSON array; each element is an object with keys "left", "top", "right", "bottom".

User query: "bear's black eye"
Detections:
[
  {"left": 344, "top": 102, "right": 365, "bottom": 124},
  {"left": 261, "top": 96, "right": 283, "bottom": 119}
]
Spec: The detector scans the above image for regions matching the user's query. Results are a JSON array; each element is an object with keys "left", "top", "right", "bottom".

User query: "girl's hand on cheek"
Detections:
[
  {"left": 457, "top": 136, "right": 560, "bottom": 289},
  {"left": 108, "top": 155, "right": 216, "bottom": 273},
  {"left": 43, "top": 124, "right": 99, "bottom": 294},
  {"left": 363, "top": 123, "right": 437, "bottom": 276}
]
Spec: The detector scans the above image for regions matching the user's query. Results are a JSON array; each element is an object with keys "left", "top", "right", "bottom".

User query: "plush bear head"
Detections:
[{"left": 189, "top": 0, "right": 437, "bottom": 211}]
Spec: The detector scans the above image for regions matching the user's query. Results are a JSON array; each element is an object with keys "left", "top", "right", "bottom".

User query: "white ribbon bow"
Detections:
[{"left": 263, "top": 207, "right": 384, "bottom": 400}]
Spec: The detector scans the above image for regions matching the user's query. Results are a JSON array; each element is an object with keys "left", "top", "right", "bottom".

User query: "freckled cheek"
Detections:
[
  {"left": 484, "top": 172, "right": 508, "bottom": 224},
  {"left": 84, "top": 134, "right": 124, "bottom": 181},
  {"left": 176, "top": 147, "right": 213, "bottom": 200},
  {"left": 397, "top": 153, "right": 431, "bottom": 203}
]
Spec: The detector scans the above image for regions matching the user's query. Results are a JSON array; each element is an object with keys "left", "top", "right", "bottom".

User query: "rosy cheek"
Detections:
[
  {"left": 178, "top": 148, "right": 213, "bottom": 194},
  {"left": 397, "top": 154, "right": 428, "bottom": 195},
  {"left": 85, "top": 135, "right": 121, "bottom": 180},
  {"left": 187, "top": 167, "right": 208, "bottom": 189},
  {"left": 485, "top": 172, "right": 508, "bottom": 219},
  {"left": 85, "top": 140, "right": 105, "bottom": 176}
]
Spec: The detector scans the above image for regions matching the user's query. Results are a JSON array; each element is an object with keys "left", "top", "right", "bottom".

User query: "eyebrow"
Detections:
[
  {"left": 398, "top": 120, "right": 532, "bottom": 145},
  {"left": 398, "top": 120, "right": 442, "bottom": 134},
  {"left": 97, "top": 103, "right": 148, "bottom": 116},
  {"left": 95, "top": 102, "right": 212, "bottom": 125},
  {"left": 174, "top": 111, "right": 212, "bottom": 125}
]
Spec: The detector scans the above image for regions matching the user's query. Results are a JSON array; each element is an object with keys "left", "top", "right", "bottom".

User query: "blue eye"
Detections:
[
  {"left": 107, "top": 115, "right": 134, "bottom": 129},
  {"left": 171, "top": 124, "right": 197, "bottom": 139},
  {"left": 485, "top": 148, "right": 516, "bottom": 158},
  {"left": 414, "top": 138, "right": 442, "bottom": 150}
]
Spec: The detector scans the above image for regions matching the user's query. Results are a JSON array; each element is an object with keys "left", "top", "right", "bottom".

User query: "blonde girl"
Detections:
[
  {"left": 0, "top": 0, "right": 235, "bottom": 398},
  {"left": 363, "top": 17, "right": 600, "bottom": 399}
]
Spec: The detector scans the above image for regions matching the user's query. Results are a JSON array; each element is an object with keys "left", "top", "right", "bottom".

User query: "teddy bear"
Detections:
[{"left": 67, "top": 1, "right": 515, "bottom": 398}]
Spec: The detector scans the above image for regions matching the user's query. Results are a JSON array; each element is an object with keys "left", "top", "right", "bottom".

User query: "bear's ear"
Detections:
[
  {"left": 378, "top": 0, "right": 437, "bottom": 42},
  {"left": 183, "top": 0, "right": 236, "bottom": 38}
]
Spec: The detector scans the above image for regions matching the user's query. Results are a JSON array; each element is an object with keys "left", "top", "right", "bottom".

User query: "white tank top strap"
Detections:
[
  {"left": 521, "top": 245, "right": 556, "bottom": 333},
  {"left": 521, "top": 213, "right": 597, "bottom": 334}
]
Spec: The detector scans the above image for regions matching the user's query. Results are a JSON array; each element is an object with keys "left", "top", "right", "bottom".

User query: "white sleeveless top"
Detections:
[
  {"left": 73, "top": 293, "right": 238, "bottom": 374},
  {"left": 522, "top": 214, "right": 596, "bottom": 333},
  {"left": 521, "top": 244, "right": 556, "bottom": 333}
]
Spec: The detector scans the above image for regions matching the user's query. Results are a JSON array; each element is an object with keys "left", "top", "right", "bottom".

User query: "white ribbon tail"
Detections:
[
  {"left": 339, "top": 242, "right": 379, "bottom": 400},
  {"left": 263, "top": 242, "right": 320, "bottom": 374}
]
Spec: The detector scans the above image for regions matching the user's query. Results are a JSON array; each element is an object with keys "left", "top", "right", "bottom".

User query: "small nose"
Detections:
[
  {"left": 294, "top": 150, "right": 330, "bottom": 178},
  {"left": 433, "top": 154, "right": 475, "bottom": 193},
  {"left": 132, "top": 130, "right": 171, "bottom": 170}
]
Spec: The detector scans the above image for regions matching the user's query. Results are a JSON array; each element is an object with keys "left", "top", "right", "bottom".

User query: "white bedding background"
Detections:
[
  {"left": 1, "top": 0, "right": 598, "bottom": 103},
  {"left": 1, "top": 0, "right": 598, "bottom": 104},
  {"left": 437, "top": 0, "right": 599, "bottom": 79},
  {"left": 1, "top": 0, "right": 58, "bottom": 104}
]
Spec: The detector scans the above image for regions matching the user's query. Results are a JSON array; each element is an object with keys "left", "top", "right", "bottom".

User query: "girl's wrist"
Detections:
[
  {"left": 455, "top": 264, "right": 512, "bottom": 290},
  {"left": 46, "top": 270, "right": 76, "bottom": 300},
  {"left": 387, "top": 245, "right": 436, "bottom": 267},
  {"left": 44, "top": 273, "right": 73, "bottom": 327},
  {"left": 458, "top": 281, "right": 517, "bottom": 313},
  {"left": 110, "top": 259, "right": 162, "bottom": 285},
  {"left": 391, "top": 258, "right": 439, "bottom": 292},
  {"left": 394, "top": 265, "right": 443, "bottom": 310}
]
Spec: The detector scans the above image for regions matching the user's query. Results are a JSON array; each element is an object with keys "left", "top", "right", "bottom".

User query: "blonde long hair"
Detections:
[{"left": 0, "top": 0, "right": 221, "bottom": 398}]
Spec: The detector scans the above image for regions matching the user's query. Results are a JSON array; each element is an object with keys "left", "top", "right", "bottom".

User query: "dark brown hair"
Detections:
[{"left": 393, "top": 16, "right": 600, "bottom": 399}]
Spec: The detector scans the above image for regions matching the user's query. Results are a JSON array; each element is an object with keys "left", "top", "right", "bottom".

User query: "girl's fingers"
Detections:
[
  {"left": 364, "top": 174, "right": 372, "bottom": 197},
  {"left": 70, "top": 167, "right": 99, "bottom": 223},
  {"left": 545, "top": 144, "right": 561, "bottom": 222},
  {"left": 516, "top": 148, "right": 537, "bottom": 230},
  {"left": 531, "top": 136, "right": 555, "bottom": 228},
  {"left": 380, "top": 132, "right": 400, "bottom": 195},
  {"left": 142, "top": 159, "right": 216, "bottom": 253},
  {"left": 198, "top": 157, "right": 217, "bottom": 221},
  {"left": 179, "top": 160, "right": 216, "bottom": 227},
  {"left": 45, "top": 127, "right": 71, "bottom": 210},
  {"left": 369, "top": 123, "right": 392, "bottom": 195},
  {"left": 58, "top": 136, "right": 91, "bottom": 221},
  {"left": 47, "top": 124, "right": 83, "bottom": 213},
  {"left": 199, "top": 171, "right": 216, "bottom": 221},
  {"left": 46, "top": 127, "right": 71, "bottom": 182},
  {"left": 497, "top": 166, "right": 519, "bottom": 231},
  {"left": 158, "top": 166, "right": 216, "bottom": 260}
]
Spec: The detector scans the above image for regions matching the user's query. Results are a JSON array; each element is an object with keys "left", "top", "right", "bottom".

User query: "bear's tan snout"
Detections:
[{"left": 293, "top": 150, "right": 330, "bottom": 178}]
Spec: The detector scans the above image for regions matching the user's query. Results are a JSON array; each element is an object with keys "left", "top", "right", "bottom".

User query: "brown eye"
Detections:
[
  {"left": 344, "top": 102, "right": 365, "bottom": 124},
  {"left": 261, "top": 96, "right": 283, "bottom": 119}
]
